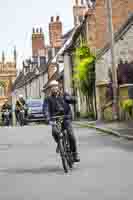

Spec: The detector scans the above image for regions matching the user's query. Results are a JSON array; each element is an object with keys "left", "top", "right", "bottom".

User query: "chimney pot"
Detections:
[
  {"left": 75, "top": 0, "right": 78, "bottom": 5},
  {"left": 36, "top": 28, "right": 39, "bottom": 33},
  {"left": 40, "top": 28, "right": 42, "bottom": 33},
  {"left": 51, "top": 16, "right": 54, "bottom": 22},
  {"left": 56, "top": 16, "right": 60, "bottom": 21},
  {"left": 33, "top": 28, "right": 35, "bottom": 33},
  {"left": 81, "top": 0, "right": 84, "bottom": 5}
]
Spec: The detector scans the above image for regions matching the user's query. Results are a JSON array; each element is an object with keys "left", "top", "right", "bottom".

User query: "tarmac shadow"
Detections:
[{"left": 1, "top": 165, "right": 74, "bottom": 175}]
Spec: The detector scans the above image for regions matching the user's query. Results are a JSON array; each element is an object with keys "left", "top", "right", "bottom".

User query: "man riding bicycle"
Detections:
[
  {"left": 44, "top": 80, "right": 80, "bottom": 163},
  {"left": 15, "top": 94, "right": 27, "bottom": 122},
  {"left": 1, "top": 99, "right": 12, "bottom": 124}
]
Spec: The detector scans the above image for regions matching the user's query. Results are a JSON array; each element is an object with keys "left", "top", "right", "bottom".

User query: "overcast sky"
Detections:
[{"left": 0, "top": 0, "right": 75, "bottom": 68}]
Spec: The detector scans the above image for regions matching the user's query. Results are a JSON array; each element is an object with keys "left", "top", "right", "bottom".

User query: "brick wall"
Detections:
[
  {"left": 128, "top": 0, "right": 133, "bottom": 14},
  {"left": 86, "top": 9, "right": 96, "bottom": 49},
  {"left": 86, "top": 0, "right": 133, "bottom": 50}
]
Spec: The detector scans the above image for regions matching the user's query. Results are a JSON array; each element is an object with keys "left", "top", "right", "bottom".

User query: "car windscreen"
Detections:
[{"left": 27, "top": 101, "right": 42, "bottom": 108}]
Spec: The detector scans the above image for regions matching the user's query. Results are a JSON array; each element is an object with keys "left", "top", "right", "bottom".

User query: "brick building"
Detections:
[
  {"left": 13, "top": 16, "right": 63, "bottom": 100},
  {"left": 85, "top": 0, "right": 133, "bottom": 50},
  {"left": 0, "top": 49, "right": 17, "bottom": 107}
]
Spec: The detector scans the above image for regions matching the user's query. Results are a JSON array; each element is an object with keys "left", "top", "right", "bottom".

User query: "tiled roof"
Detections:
[
  {"left": 61, "top": 28, "right": 75, "bottom": 42},
  {"left": 12, "top": 63, "right": 48, "bottom": 90}
]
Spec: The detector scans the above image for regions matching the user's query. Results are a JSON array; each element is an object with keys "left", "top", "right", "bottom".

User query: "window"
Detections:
[{"left": 0, "top": 86, "right": 5, "bottom": 96}]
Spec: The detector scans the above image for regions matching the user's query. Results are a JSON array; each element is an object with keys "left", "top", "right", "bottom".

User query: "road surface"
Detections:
[{"left": 0, "top": 124, "right": 133, "bottom": 199}]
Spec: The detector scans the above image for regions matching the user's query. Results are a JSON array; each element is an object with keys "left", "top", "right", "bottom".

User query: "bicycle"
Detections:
[{"left": 51, "top": 116, "right": 74, "bottom": 173}]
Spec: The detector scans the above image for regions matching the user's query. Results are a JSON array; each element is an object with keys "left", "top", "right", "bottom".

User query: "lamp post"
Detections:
[
  {"left": 105, "top": 0, "right": 119, "bottom": 120},
  {"left": 23, "top": 61, "right": 28, "bottom": 99},
  {"left": 35, "top": 66, "right": 41, "bottom": 98}
]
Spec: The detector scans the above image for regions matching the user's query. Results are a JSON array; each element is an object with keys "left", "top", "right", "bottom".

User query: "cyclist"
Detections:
[
  {"left": 44, "top": 80, "right": 80, "bottom": 162},
  {"left": 15, "top": 94, "right": 27, "bottom": 122},
  {"left": 1, "top": 99, "right": 12, "bottom": 124}
]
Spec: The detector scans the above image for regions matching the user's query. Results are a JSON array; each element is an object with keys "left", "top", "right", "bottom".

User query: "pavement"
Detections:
[
  {"left": 74, "top": 120, "right": 133, "bottom": 140},
  {"left": 0, "top": 124, "right": 133, "bottom": 199}
]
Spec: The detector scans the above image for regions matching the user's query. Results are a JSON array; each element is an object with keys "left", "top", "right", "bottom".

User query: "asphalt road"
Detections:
[{"left": 0, "top": 124, "right": 133, "bottom": 200}]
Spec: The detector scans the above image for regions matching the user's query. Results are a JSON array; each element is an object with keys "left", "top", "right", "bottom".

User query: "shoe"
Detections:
[
  {"left": 56, "top": 144, "right": 60, "bottom": 154},
  {"left": 73, "top": 153, "right": 80, "bottom": 162}
]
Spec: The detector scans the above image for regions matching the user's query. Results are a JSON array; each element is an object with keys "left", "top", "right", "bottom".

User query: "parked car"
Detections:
[{"left": 26, "top": 99, "right": 45, "bottom": 123}]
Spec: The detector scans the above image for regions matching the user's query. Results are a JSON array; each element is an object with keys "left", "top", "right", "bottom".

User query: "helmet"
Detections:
[
  {"left": 18, "top": 94, "right": 23, "bottom": 99},
  {"left": 49, "top": 80, "right": 59, "bottom": 88}
]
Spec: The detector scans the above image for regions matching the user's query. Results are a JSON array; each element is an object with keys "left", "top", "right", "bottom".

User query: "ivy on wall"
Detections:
[
  {"left": 0, "top": 80, "right": 6, "bottom": 88},
  {"left": 73, "top": 44, "right": 96, "bottom": 118}
]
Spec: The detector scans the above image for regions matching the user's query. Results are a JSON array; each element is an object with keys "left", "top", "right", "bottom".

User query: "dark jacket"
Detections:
[
  {"left": 43, "top": 92, "right": 76, "bottom": 121},
  {"left": 1, "top": 104, "right": 12, "bottom": 112}
]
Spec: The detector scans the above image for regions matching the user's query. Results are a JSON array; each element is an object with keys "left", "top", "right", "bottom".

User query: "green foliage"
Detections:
[
  {"left": 0, "top": 80, "right": 5, "bottom": 87},
  {"left": 73, "top": 45, "right": 96, "bottom": 97},
  {"left": 80, "top": 111, "right": 95, "bottom": 119},
  {"left": 75, "top": 45, "right": 91, "bottom": 59},
  {"left": 121, "top": 99, "right": 133, "bottom": 113}
]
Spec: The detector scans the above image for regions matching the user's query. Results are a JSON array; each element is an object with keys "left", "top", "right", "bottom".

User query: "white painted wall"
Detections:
[{"left": 13, "top": 71, "right": 48, "bottom": 102}]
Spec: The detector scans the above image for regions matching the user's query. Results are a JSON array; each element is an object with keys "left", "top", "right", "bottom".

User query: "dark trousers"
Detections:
[
  {"left": 15, "top": 109, "right": 27, "bottom": 122},
  {"left": 2, "top": 112, "right": 12, "bottom": 123},
  {"left": 52, "top": 120, "right": 78, "bottom": 154}
]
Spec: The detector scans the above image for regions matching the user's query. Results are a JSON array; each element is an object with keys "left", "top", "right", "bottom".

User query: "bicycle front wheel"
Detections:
[{"left": 59, "top": 138, "right": 68, "bottom": 173}]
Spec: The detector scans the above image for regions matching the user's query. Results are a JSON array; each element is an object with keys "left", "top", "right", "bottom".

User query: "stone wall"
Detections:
[{"left": 96, "top": 24, "right": 133, "bottom": 85}]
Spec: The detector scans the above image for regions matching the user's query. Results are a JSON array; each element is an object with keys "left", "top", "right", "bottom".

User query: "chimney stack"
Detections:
[
  {"left": 49, "top": 16, "right": 62, "bottom": 48},
  {"left": 32, "top": 27, "right": 45, "bottom": 57}
]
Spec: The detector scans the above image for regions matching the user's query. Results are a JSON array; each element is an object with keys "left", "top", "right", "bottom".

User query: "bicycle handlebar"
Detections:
[{"left": 50, "top": 115, "right": 72, "bottom": 120}]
